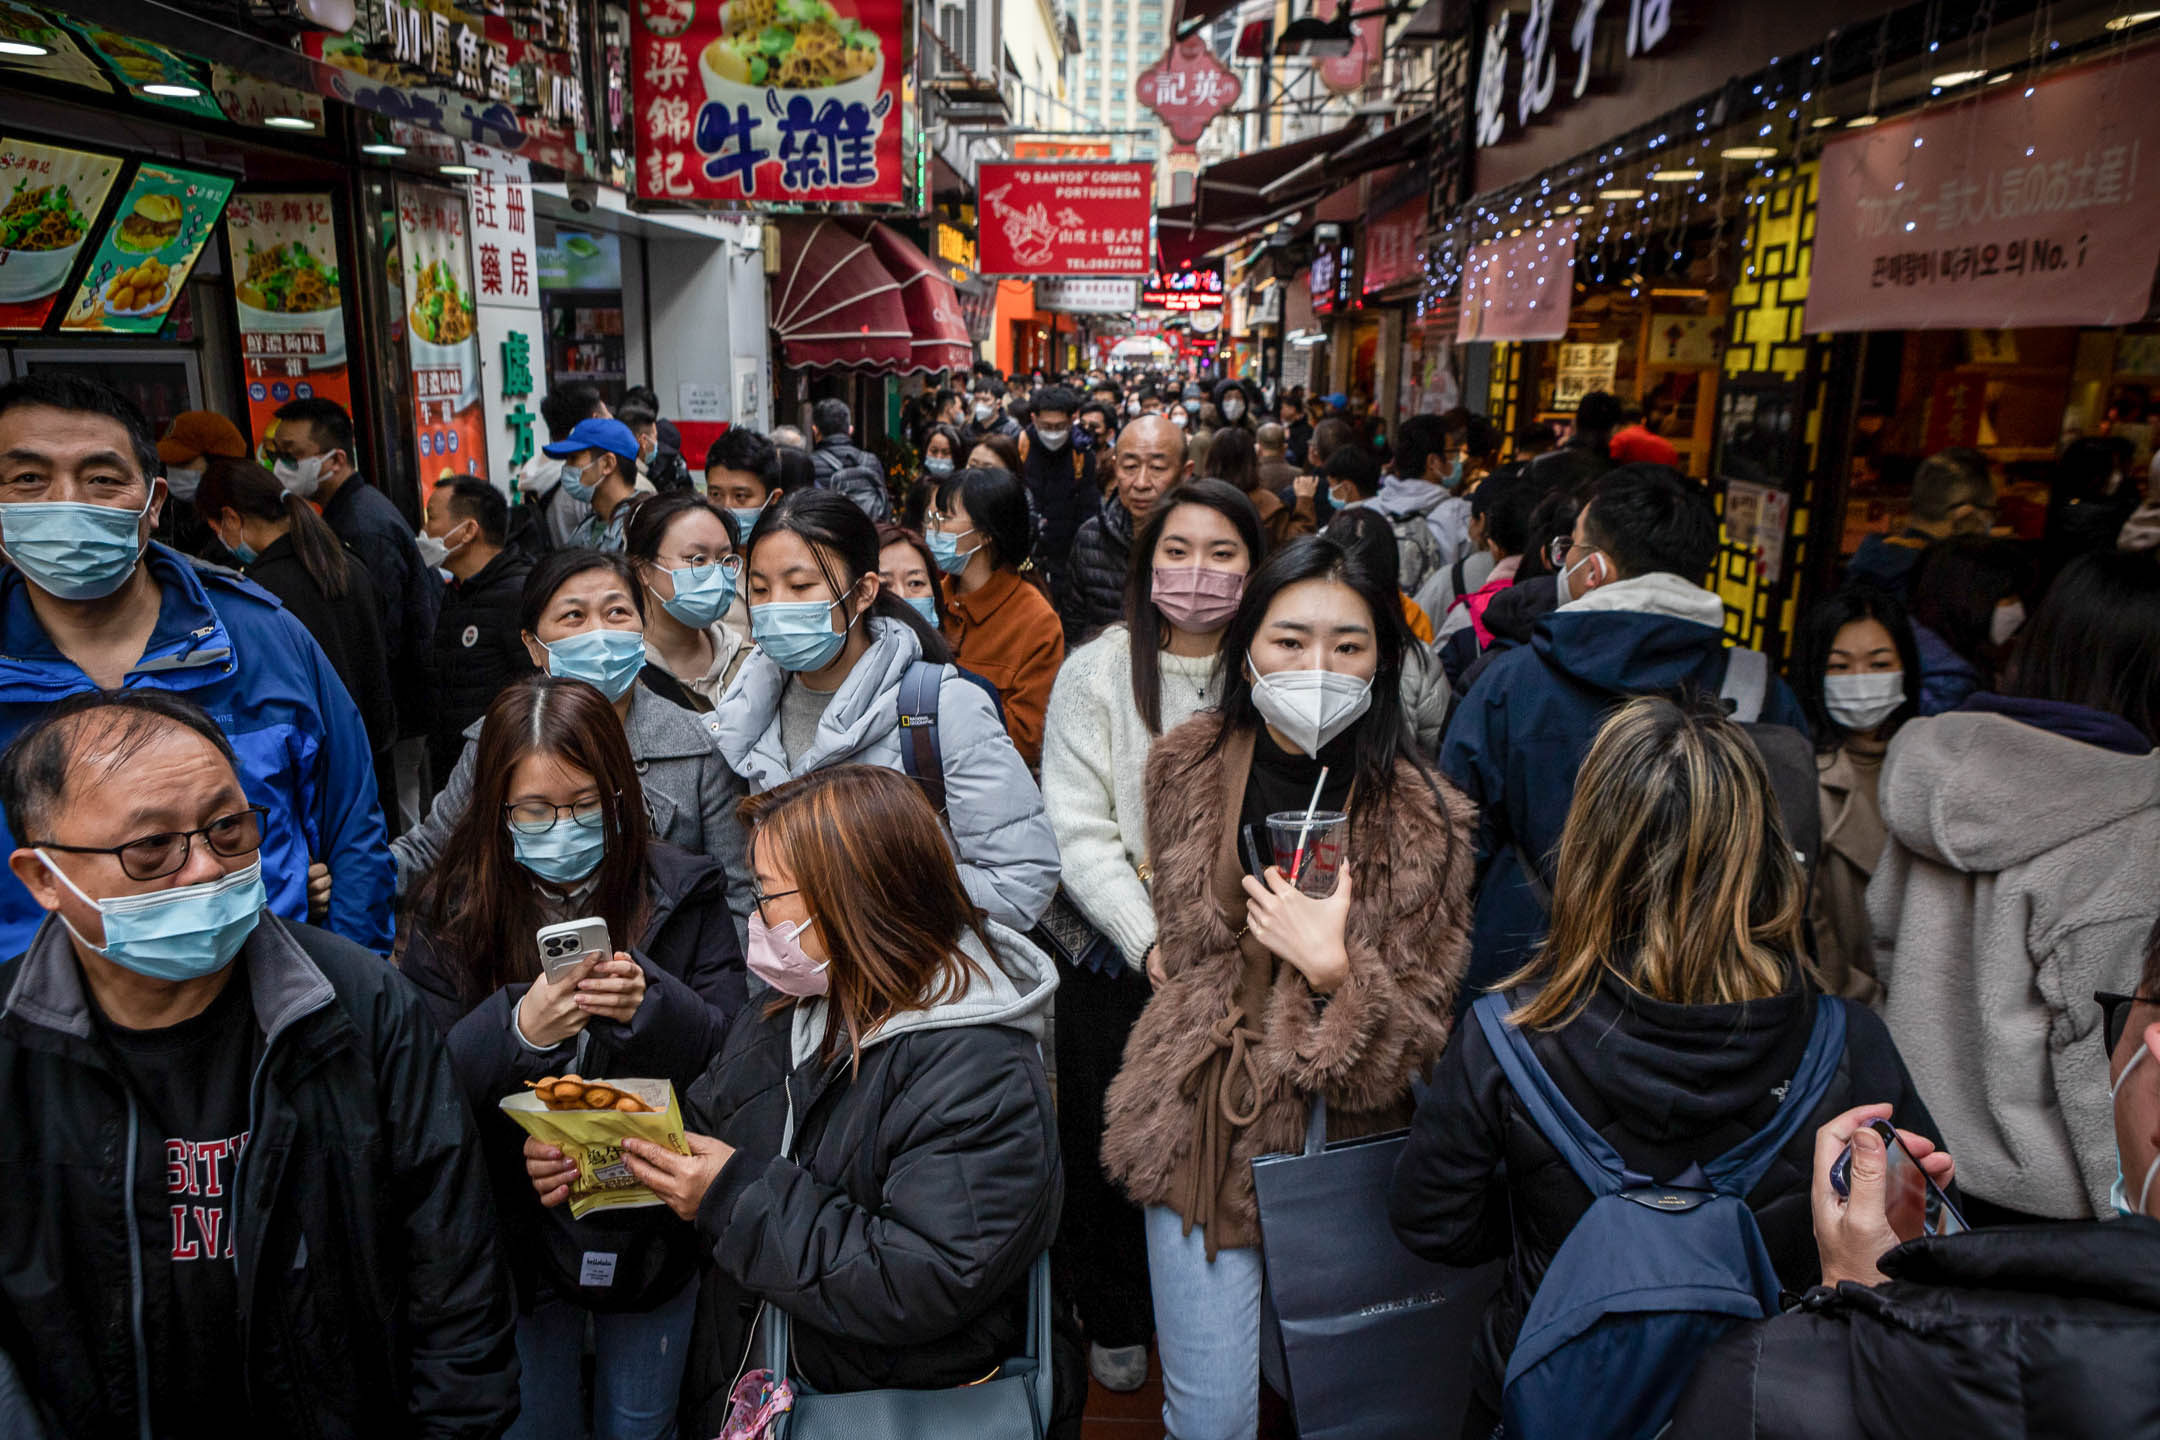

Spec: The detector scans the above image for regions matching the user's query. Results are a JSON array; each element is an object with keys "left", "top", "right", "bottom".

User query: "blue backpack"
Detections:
[{"left": 1468, "top": 990, "right": 1847, "bottom": 1440}]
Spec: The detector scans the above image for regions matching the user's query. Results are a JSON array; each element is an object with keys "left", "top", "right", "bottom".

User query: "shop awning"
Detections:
[
  {"left": 864, "top": 224, "right": 975, "bottom": 374},
  {"left": 1155, "top": 203, "right": 1246, "bottom": 273},
  {"left": 770, "top": 220, "right": 912, "bottom": 371},
  {"left": 1193, "top": 123, "right": 1363, "bottom": 230}
]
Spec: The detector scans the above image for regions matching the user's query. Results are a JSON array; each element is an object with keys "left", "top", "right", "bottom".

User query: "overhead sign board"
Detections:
[
  {"left": 1142, "top": 263, "right": 1223, "bottom": 311},
  {"left": 977, "top": 163, "right": 1151, "bottom": 276}
]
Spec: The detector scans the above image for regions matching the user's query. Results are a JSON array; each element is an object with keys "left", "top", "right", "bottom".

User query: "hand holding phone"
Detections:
[
  {"left": 1812, "top": 1104, "right": 1961, "bottom": 1289},
  {"left": 1831, "top": 1117, "right": 1966, "bottom": 1241},
  {"left": 537, "top": 917, "right": 612, "bottom": 982}
]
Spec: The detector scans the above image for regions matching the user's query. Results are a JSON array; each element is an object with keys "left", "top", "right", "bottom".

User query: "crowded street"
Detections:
[{"left": 2, "top": 0, "right": 2160, "bottom": 1436}]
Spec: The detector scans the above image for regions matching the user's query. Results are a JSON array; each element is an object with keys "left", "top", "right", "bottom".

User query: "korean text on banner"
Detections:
[
  {"left": 398, "top": 182, "right": 489, "bottom": 502},
  {"left": 225, "top": 193, "right": 355, "bottom": 458},
  {"left": 1457, "top": 220, "right": 1576, "bottom": 343},
  {"left": 978, "top": 163, "right": 1151, "bottom": 276},
  {"left": 1807, "top": 46, "right": 2160, "bottom": 333},
  {"left": 630, "top": 0, "right": 905, "bottom": 205}
]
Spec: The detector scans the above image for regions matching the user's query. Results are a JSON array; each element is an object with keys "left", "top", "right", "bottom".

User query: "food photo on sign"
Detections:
[
  {"left": 0, "top": 139, "right": 120, "bottom": 330},
  {"left": 632, "top": 0, "right": 905, "bottom": 204},
  {"left": 398, "top": 182, "right": 488, "bottom": 497},
  {"left": 225, "top": 193, "right": 355, "bottom": 458},
  {"left": 60, "top": 162, "right": 235, "bottom": 335}
]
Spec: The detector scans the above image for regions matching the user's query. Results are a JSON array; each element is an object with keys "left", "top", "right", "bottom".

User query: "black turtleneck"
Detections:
[{"left": 1239, "top": 718, "right": 1360, "bottom": 873}]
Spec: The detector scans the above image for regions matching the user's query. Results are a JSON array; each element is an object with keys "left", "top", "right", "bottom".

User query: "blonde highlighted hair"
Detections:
[{"left": 1503, "top": 695, "right": 1804, "bottom": 1031}]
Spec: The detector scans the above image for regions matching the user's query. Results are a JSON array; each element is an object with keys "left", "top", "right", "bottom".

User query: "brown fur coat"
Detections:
[{"left": 1101, "top": 711, "right": 1476, "bottom": 1248}]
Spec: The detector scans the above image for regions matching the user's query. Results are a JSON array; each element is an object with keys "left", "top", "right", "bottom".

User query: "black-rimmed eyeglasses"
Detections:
[{"left": 34, "top": 805, "right": 269, "bottom": 882}]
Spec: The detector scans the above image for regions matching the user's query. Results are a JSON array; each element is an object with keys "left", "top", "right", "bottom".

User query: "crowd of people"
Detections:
[{"left": 0, "top": 361, "right": 2156, "bottom": 1440}]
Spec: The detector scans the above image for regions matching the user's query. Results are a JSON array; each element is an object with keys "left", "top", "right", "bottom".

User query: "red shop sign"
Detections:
[
  {"left": 1136, "top": 35, "right": 1242, "bottom": 145},
  {"left": 978, "top": 162, "right": 1153, "bottom": 276},
  {"left": 630, "top": 0, "right": 905, "bottom": 206}
]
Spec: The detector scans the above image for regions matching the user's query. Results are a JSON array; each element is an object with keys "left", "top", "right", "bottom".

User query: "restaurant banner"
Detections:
[
  {"left": 977, "top": 162, "right": 1150, "bottom": 276},
  {"left": 1033, "top": 276, "right": 1142, "bottom": 312},
  {"left": 225, "top": 193, "right": 355, "bottom": 456},
  {"left": 61, "top": 163, "right": 235, "bottom": 335},
  {"left": 1808, "top": 46, "right": 2160, "bottom": 333},
  {"left": 1457, "top": 220, "right": 1575, "bottom": 342},
  {"left": 465, "top": 143, "right": 540, "bottom": 312},
  {"left": 396, "top": 182, "right": 488, "bottom": 499},
  {"left": 630, "top": 0, "right": 905, "bottom": 205},
  {"left": 1362, "top": 194, "right": 1426, "bottom": 295},
  {"left": 1135, "top": 34, "right": 1240, "bottom": 145},
  {"left": 0, "top": 138, "right": 121, "bottom": 331}
]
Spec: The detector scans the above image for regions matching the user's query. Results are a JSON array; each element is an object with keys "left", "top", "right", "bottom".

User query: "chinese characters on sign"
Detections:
[
  {"left": 1456, "top": 220, "right": 1576, "bottom": 342},
  {"left": 397, "top": 182, "right": 488, "bottom": 499},
  {"left": 0, "top": 138, "right": 120, "bottom": 332},
  {"left": 62, "top": 163, "right": 236, "bottom": 335},
  {"left": 1553, "top": 341, "right": 1619, "bottom": 410},
  {"left": 1142, "top": 264, "right": 1224, "bottom": 311},
  {"left": 465, "top": 144, "right": 539, "bottom": 311},
  {"left": 1135, "top": 35, "right": 1242, "bottom": 145},
  {"left": 1362, "top": 196, "right": 1426, "bottom": 295},
  {"left": 499, "top": 328, "right": 538, "bottom": 472},
  {"left": 977, "top": 163, "right": 1152, "bottom": 276},
  {"left": 224, "top": 193, "right": 355, "bottom": 456},
  {"left": 1807, "top": 47, "right": 2160, "bottom": 333},
  {"left": 631, "top": 0, "right": 905, "bottom": 205},
  {"left": 1476, "top": 0, "right": 1673, "bottom": 149},
  {"left": 1032, "top": 277, "right": 1143, "bottom": 313}
]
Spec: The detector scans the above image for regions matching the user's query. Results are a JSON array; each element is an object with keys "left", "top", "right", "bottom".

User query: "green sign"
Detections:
[{"left": 60, "top": 163, "right": 234, "bottom": 334}]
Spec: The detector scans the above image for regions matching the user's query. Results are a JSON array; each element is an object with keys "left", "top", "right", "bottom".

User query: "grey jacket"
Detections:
[
  {"left": 394, "top": 679, "right": 754, "bottom": 928},
  {"left": 711, "top": 618, "right": 1059, "bottom": 931},
  {"left": 1870, "top": 709, "right": 2160, "bottom": 1218}
]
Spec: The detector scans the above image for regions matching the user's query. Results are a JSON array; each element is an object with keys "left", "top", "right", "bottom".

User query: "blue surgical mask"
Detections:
[
  {"left": 751, "top": 596, "right": 854, "bottom": 672},
  {"left": 2112, "top": 1043, "right": 2160, "bottom": 1218},
  {"left": 0, "top": 493, "right": 153, "bottom": 601},
  {"left": 510, "top": 816, "right": 608, "bottom": 885},
  {"left": 926, "top": 527, "right": 979, "bottom": 575},
  {"left": 560, "top": 462, "right": 596, "bottom": 503},
  {"left": 39, "top": 853, "right": 264, "bottom": 982},
  {"left": 543, "top": 627, "right": 646, "bottom": 700},
  {"left": 229, "top": 539, "right": 259, "bottom": 566},
  {"left": 904, "top": 595, "right": 940, "bottom": 628},
  {"left": 1445, "top": 457, "right": 1466, "bottom": 490},
  {"left": 924, "top": 455, "right": 955, "bottom": 476},
  {"left": 729, "top": 505, "right": 766, "bottom": 538},
  {"left": 657, "top": 560, "right": 738, "bottom": 630}
]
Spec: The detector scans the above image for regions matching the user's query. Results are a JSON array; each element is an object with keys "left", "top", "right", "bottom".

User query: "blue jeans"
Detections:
[
  {"left": 1144, "top": 1205, "right": 1264, "bottom": 1440},
  {"left": 505, "top": 1279, "right": 699, "bottom": 1440}
]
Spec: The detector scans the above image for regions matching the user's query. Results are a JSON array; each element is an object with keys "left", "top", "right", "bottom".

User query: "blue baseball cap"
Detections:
[
  {"left": 543, "top": 416, "right": 639, "bottom": 461},
  {"left": 1324, "top": 391, "right": 1349, "bottom": 410}
]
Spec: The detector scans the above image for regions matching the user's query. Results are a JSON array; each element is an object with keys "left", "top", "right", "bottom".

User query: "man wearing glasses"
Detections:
[
  {"left": 0, "top": 689, "right": 515, "bottom": 1437},
  {"left": 1847, "top": 447, "right": 2000, "bottom": 595},
  {"left": 0, "top": 374, "right": 392, "bottom": 956},
  {"left": 1059, "top": 414, "right": 1191, "bottom": 644}
]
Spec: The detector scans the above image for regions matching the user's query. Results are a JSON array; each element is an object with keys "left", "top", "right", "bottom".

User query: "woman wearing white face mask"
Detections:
[
  {"left": 1787, "top": 586, "right": 1923, "bottom": 1003},
  {"left": 523, "top": 764, "right": 1061, "bottom": 1438},
  {"left": 1101, "top": 533, "right": 1476, "bottom": 1440}
]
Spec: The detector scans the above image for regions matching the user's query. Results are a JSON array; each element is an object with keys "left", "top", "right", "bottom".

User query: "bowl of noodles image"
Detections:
[
  {"left": 234, "top": 241, "right": 348, "bottom": 369},
  {"left": 698, "top": 0, "right": 886, "bottom": 124},
  {"left": 407, "top": 258, "right": 479, "bottom": 410},
  {"left": 0, "top": 181, "right": 90, "bottom": 305}
]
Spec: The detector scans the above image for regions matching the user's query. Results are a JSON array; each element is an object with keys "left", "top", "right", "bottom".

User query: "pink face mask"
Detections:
[
  {"left": 1152, "top": 565, "right": 1245, "bottom": 631},
  {"left": 747, "top": 911, "right": 829, "bottom": 996}
]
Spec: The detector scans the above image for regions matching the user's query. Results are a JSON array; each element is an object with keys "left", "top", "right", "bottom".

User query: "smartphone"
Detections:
[
  {"left": 535, "top": 916, "right": 611, "bottom": 984},
  {"left": 1830, "top": 1117, "right": 1968, "bottom": 1239},
  {"left": 1240, "top": 826, "right": 1270, "bottom": 882}
]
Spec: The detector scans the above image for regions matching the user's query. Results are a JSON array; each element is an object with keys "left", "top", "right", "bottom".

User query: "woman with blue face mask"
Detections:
[
  {"left": 927, "top": 466, "right": 1065, "bottom": 770},
  {"left": 625, "top": 492, "right": 748, "bottom": 711},
  {"left": 392, "top": 549, "right": 755, "bottom": 937},
  {"left": 708, "top": 489, "right": 1059, "bottom": 934},
  {"left": 399, "top": 674, "right": 745, "bottom": 1440}
]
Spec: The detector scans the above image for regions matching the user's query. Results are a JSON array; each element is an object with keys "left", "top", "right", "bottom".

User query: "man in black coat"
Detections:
[
  {"left": 0, "top": 690, "right": 517, "bottom": 1439},
  {"left": 1017, "top": 385, "right": 1096, "bottom": 606},
  {"left": 420, "top": 476, "right": 535, "bottom": 784},
  {"left": 807, "top": 397, "right": 892, "bottom": 521},
  {"left": 1061, "top": 413, "right": 1187, "bottom": 643}
]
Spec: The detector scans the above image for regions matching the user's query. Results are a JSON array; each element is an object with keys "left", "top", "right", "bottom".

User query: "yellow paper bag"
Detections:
[{"left": 498, "top": 1078, "right": 690, "bottom": 1219}]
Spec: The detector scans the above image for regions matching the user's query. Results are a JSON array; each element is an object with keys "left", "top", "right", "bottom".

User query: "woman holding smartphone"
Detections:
[
  {"left": 401, "top": 674, "right": 746, "bottom": 1440},
  {"left": 523, "top": 765, "right": 1061, "bottom": 1437},
  {"left": 1100, "top": 533, "right": 1476, "bottom": 1440}
]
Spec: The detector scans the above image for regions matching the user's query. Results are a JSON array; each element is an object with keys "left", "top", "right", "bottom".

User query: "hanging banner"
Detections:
[
  {"left": 977, "top": 162, "right": 1151, "bottom": 276},
  {"left": 1362, "top": 194, "right": 1426, "bottom": 295},
  {"left": 1135, "top": 35, "right": 1241, "bottom": 145},
  {"left": 0, "top": 138, "right": 121, "bottom": 331},
  {"left": 1808, "top": 46, "right": 2160, "bottom": 333},
  {"left": 1553, "top": 341, "right": 1618, "bottom": 409},
  {"left": 465, "top": 143, "right": 539, "bottom": 311},
  {"left": 1457, "top": 220, "right": 1575, "bottom": 342},
  {"left": 61, "top": 163, "right": 235, "bottom": 334},
  {"left": 225, "top": 193, "right": 355, "bottom": 457},
  {"left": 630, "top": 0, "right": 904, "bottom": 205},
  {"left": 397, "top": 182, "right": 488, "bottom": 499}
]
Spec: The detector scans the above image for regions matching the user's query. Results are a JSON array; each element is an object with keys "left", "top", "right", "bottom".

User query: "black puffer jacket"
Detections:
[
  {"left": 1021, "top": 431, "right": 1098, "bottom": 597},
  {"left": 0, "top": 914, "right": 517, "bottom": 1440},
  {"left": 1669, "top": 1218, "right": 2160, "bottom": 1438},
  {"left": 679, "top": 924, "right": 1062, "bottom": 1436},
  {"left": 1059, "top": 495, "right": 1132, "bottom": 644},
  {"left": 424, "top": 548, "right": 536, "bottom": 782},
  {"left": 398, "top": 844, "right": 746, "bottom": 1313},
  {"left": 810, "top": 436, "right": 892, "bottom": 521},
  {"left": 1389, "top": 968, "right": 1941, "bottom": 1415}
]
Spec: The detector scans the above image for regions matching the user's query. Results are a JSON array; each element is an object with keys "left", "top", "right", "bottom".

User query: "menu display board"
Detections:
[
  {"left": 0, "top": 138, "right": 121, "bottom": 331},
  {"left": 61, "top": 163, "right": 234, "bottom": 335},
  {"left": 63, "top": 22, "right": 224, "bottom": 120},
  {"left": 0, "top": 2, "right": 113, "bottom": 93},
  {"left": 396, "top": 182, "right": 488, "bottom": 499},
  {"left": 225, "top": 193, "right": 354, "bottom": 456}
]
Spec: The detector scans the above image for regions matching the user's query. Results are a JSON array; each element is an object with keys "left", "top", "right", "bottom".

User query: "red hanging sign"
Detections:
[
  {"left": 1135, "top": 36, "right": 1242, "bottom": 146},
  {"left": 977, "top": 162, "right": 1153, "bottom": 276},
  {"left": 630, "top": 0, "right": 906, "bottom": 206}
]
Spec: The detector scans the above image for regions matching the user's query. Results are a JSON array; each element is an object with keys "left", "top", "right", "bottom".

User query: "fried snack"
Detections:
[{"left": 499, "top": 1078, "right": 685, "bottom": 1217}]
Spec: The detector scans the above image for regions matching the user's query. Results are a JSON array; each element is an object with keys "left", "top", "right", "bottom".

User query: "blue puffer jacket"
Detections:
[
  {"left": 0, "top": 544, "right": 393, "bottom": 955},
  {"left": 1441, "top": 602, "right": 1809, "bottom": 996}
]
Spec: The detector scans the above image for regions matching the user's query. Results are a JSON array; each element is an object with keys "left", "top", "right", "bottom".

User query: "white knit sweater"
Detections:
[{"left": 1040, "top": 625, "right": 1220, "bottom": 969}]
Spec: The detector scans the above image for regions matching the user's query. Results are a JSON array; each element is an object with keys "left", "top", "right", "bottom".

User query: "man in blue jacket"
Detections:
[
  {"left": 0, "top": 375, "right": 393, "bottom": 955},
  {"left": 1441, "top": 464, "right": 1808, "bottom": 992}
]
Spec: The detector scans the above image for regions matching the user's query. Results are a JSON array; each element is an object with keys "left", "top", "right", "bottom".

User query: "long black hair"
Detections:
[
  {"left": 1909, "top": 535, "right": 2028, "bottom": 681},
  {"left": 747, "top": 488, "right": 951, "bottom": 664},
  {"left": 1200, "top": 532, "right": 1432, "bottom": 821},
  {"left": 1124, "top": 479, "right": 1266, "bottom": 734},
  {"left": 1788, "top": 583, "right": 1923, "bottom": 752},
  {"left": 1200, "top": 423, "right": 1260, "bottom": 493},
  {"left": 933, "top": 466, "right": 1032, "bottom": 574},
  {"left": 2007, "top": 549, "right": 2160, "bottom": 744},
  {"left": 196, "top": 457, "right": 353, "bottom": 600}
]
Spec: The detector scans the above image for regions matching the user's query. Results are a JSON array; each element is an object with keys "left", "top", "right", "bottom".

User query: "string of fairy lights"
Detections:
[{"left": 1410, "top": 0, "right": 2152, "bottom": 327}]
